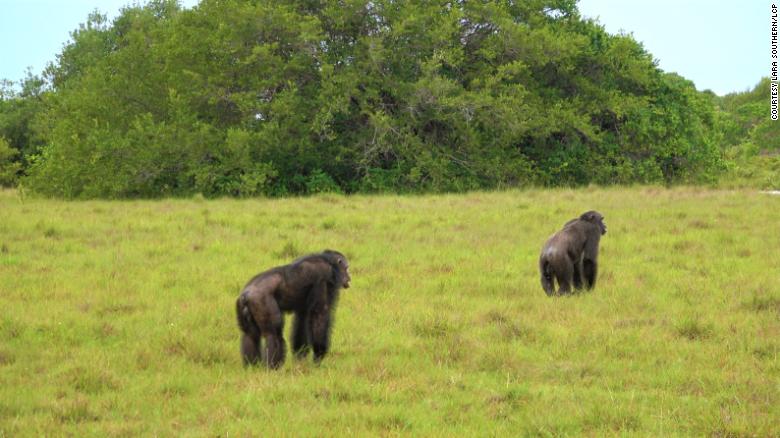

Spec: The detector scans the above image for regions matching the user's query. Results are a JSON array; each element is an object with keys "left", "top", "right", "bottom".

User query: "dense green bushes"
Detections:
[
  {"left": 715, "top": 78, "right": 780, "bottom": 188},
  {"left": 0, "top": 0, "right": 730, "bottom": 197}
]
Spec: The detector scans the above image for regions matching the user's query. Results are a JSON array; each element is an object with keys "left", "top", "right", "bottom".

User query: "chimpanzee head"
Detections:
[
  {"left": 324, "top": 250, "right": 351, "bottom": 288},
  {"left": 580, "top": 211, "right": 607, "bottom": 235}
]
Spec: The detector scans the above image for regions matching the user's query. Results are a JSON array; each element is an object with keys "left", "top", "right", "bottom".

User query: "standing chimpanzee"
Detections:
[
  {"left": 236, "top": 250, "right": 351, "bottom": 368},
  {"left": 539, "top": 211, "right": 607, "bottom": 296}
]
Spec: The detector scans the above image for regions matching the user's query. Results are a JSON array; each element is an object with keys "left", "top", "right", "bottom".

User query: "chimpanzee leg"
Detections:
[
  {"left": 241, "top": 333, "right": 261, "bottom": 366},
  {"left": 249, "top": 294, "right": 286, "bottom": 369},
  {"left": 555, "top": 258, "right": 574, "bottom": 295},
  {"left": 572, "top": 258, "right": 584, "bottom": 290}
]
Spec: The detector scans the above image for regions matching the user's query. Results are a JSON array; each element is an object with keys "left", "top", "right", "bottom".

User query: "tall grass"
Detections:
[{"left": 0, "top": 187, "right": 778, "bottom": 436}]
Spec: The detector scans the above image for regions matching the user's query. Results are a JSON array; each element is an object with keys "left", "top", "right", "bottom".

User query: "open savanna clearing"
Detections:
[{"left": 0, "top": 187, "right": 778, "bottom": 436}]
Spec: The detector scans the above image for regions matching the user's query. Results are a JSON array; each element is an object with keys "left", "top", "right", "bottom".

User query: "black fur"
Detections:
[
  {"left": 539, "top": 211, "right": 606, "bottom": 296},
  {"left": 236, "top": 293, "right": 262, "bottom": 364},
  {"left": 236, "top": 249, "right": 351, "bottom": 368}
]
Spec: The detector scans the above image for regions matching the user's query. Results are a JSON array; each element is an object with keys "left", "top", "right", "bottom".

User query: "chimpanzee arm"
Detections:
[
  {"left": 307, "top": 280, "right": 332, "bottom": 363},
  {"left": 583, "top": 236, "right": 600, "bottom": 289}
]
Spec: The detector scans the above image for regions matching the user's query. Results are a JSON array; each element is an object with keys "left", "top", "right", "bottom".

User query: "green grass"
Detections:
[{"left": 0, "top": 187, "right": 778, "bottom": 436}]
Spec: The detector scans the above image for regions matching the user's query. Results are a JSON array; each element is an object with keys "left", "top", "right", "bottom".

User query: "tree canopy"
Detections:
[{"left": 0, "top": 0, "right": 725, "bottom": 197}]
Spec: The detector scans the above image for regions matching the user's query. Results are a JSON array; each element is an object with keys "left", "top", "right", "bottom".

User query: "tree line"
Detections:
[{"left": 0, "top": 0, "right": 770, "bottom": 197}]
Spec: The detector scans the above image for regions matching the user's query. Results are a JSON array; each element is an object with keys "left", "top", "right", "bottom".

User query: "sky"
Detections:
[
  {"left": 576, "top": 0, "right": 766, "bottom": 95},
  {"left": 0, "top": 0, "right": 770, "bottom": 96},
  {"left": 0, "top": 0, "right": 198, "bottom": 86}
]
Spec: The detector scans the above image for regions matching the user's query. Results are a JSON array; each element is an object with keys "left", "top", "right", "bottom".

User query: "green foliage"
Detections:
[
  {"left": 3, "top": 1, "right": 726, "bottom": 197},
  {"left": 0, "top": 137, "right": 21, "bottom": 186},
  {"left": 0, "top": 74, "right": 46, "bottom": 176},
  {"left": 720, "top": 151, "right": 780, "bottom": 189},
  {"left": 304, "top": 169, "right": 342, "bottom": 194},
  {"left": 715, "top": 78, "right": 780, "bottom": 188},
  {"left": 1, "top": 187, "right": 778, "bottom": 435}
]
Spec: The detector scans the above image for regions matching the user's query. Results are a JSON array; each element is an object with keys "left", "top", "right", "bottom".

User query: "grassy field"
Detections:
[{"left": 0, "top": 187, "right": 778, "bottom": 436}]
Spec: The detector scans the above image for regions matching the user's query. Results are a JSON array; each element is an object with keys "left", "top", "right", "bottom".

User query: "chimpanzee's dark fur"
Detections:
[
  {"left": 236, "top": 250, "right": 351, "bottom": 368},
  {"left": 539, "top": 211, "right": 606, "bottom": 296}
]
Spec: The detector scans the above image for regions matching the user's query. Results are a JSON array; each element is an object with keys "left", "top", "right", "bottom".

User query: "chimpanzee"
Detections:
[
  {"left": 236, "top": 250, "right": 351, "bottom": 368},
  {"left": 539, "top": 211, "right": 606, "bottom": 296}
]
